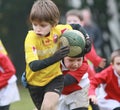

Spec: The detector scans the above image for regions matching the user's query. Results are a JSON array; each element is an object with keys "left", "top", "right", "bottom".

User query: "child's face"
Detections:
[
  {"left": 66, "top": 15, "right": 84, "bottom": 26},
  {"left": 32, "top": 20, "right": 52, "bottom": 37},
  {"left": 112, "top": 56, "right": 120, "bottom": 75},
  {"left": 64, "top": 56, "right": 83, "bottom": 71}
]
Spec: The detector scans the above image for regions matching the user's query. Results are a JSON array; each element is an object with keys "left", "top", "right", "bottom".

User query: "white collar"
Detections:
[{"left": 61, "top": 61, "right": 68, "bottom": 71}]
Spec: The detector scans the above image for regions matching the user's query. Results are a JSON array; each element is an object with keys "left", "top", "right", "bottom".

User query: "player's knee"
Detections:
[{"left": 41, "top": 102, "right": 57, "bottom": 110}]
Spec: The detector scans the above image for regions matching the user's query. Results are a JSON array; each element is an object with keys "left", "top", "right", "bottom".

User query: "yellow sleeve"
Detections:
[
  {"left": 55, "top": 24, "right": 73, "bottom": 37},
  {"left": 24, "top": 31, "right": 39, "bottom": 64},
  {"left": 0, "top": 40, "right": 7, "bottom": 55}
]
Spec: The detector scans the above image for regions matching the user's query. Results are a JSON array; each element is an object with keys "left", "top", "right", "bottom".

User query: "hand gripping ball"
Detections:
[{"left": 60, "top": 30, "right": 86, "bottom": 57}]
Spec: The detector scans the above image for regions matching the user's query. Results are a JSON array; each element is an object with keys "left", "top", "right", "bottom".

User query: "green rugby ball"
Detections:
[{"left": 60, "top": 30, "right": 86, "bottom": 57}]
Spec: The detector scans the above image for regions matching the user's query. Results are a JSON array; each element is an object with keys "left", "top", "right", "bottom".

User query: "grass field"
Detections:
[{"left": 10, "top": 85, "right": 36, "bottom": 110}]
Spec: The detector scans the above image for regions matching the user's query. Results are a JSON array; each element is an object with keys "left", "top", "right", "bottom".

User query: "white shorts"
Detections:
[
  {"left": 98, "top": 99, "right": 120, "bottom": 110},
  {"left": 58, "top": 85, "right": 89, "bottom": 110},
  {"left": 97, "top": 85, "right": 120, "bottom": 110},
  {"left": 0, "top": 75, "right": 20, "bottom": 106}
]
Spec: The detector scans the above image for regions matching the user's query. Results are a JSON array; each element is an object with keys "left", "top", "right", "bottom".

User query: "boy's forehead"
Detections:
[
  {"left": 32, "top": 20, "right": 50, "bottom": 24},
  {"left": 114, "top": 56, "right": 120, "bottom": 62},
  {"left": 67, "top": 15, "right": 80, "bottom": 20}
]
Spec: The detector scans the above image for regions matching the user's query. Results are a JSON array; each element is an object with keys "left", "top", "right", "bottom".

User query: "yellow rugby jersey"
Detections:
[{"left": 25, "top": 24, "right": 72, "bottom": 86}]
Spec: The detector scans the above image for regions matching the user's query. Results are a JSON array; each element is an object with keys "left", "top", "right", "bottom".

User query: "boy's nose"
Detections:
[{"left": 73, "top": 63, "right": 79, "bottom": 67}]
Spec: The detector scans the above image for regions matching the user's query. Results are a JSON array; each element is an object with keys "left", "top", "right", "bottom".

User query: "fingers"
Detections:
[
  {"left": 99, "top": 58, "right": 107, "bottom": 68},
  {"left": 60, "top": 46, "right": 70, "bottom": 56},
  {"left": 60, "top": 46, "right": 69, "bottom": 50}
]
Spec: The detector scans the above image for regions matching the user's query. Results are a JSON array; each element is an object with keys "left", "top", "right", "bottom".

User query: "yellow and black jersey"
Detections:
[{"left": 25, "top": 24, "right": 72, "bottom": 86}]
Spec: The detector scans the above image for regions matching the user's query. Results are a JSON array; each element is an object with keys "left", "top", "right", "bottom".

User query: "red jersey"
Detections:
[
  {"left": 89, "top": 65, "right": 120, "bottom": 102},
  {"left": 85, "top": 44, "right": 102, "bottom": 67},
  {"left": 85, "top": 45, "right": 103, "bottom": 79},
  {"left": 0, "top": 53, "right": 16, "bottom": 89},
  {"left": 62, "top": 59, "right": 89, "bottom": 95}
]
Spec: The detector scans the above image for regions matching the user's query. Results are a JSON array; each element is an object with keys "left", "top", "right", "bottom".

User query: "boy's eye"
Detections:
[
  {"left": 69, "top": 59, "right": 74, "bottom": 62},
  {"left": 77, "top": 59, "right": 82, "bottom": 62},
  {"left": 33, "top": 23, "right": 38, "bottom": 26},
  {"left": 40, "top": 24, "right": 47, "bottom": 27},
  {"left": 116, "top": 63, "right": 120, "bottom": 65},
  {"left": 33, "top": 23, "right": 47, "bottom": 28}
]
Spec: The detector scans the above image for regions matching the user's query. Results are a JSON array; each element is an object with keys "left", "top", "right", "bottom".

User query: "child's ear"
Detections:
[{"left": 110, "top": 62, "right": 115, "bottom": 70}]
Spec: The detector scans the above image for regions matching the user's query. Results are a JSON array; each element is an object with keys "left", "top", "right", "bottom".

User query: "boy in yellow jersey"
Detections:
[{"left": 23, "top": 0, "right": 92, "bottom": 110}]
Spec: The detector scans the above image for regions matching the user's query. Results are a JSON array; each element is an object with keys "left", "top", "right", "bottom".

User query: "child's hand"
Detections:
[
  {"left": 89, "top": 95, "right": 98, "bottom": 104},
  {"left": 98, "top": 58, "right": 106, "bottom": 68},
  {"left": 53, "top": 46, "right": 70, "bottom": 60}
]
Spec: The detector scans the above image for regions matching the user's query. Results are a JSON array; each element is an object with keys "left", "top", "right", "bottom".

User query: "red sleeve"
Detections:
[
  {"left": 85, "top": 44, "right": 102, "bottom": 67},
  {"left": 0, "top": 54, "right": 16, "bottom": 89},
  {"left": 68, "top": 59, "right": 88, "bottom": 82},
  {"left": 88, "top": 65, "right": 112, "bottom": 95}
]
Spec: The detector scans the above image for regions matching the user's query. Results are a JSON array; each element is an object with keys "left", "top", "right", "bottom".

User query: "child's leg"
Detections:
[
  {"left": 28, "top": 85, "right": 44, "bottom": 110},
  {"left": 41, "top": 75, "right": 64, "bottom": 110},
  {"left": 41, "top": 92, "right": 59, "bottom": 110}
]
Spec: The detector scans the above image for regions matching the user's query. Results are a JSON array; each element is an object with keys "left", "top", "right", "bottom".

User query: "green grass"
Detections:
[{"left": 10, "top": 85, "right": 36, "bottom": 110}]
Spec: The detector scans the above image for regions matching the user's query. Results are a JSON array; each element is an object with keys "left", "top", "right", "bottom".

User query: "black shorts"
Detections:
[{"left": 27, "top": 75, "right": 64, "bottom": 110}]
